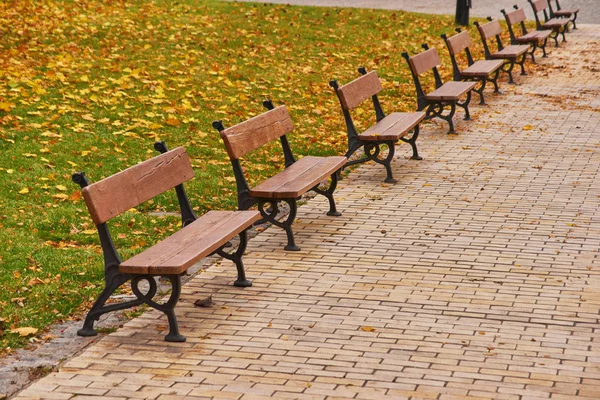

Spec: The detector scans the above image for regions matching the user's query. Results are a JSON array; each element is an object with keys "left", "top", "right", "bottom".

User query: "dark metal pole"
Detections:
[{"left": 455, "top": 0, "right": 471, "bottom": 26}]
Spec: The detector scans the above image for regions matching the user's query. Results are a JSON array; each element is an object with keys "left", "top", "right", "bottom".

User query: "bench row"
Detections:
[{"left": 71, "top": 0, "right": 578, "bottom": 342}]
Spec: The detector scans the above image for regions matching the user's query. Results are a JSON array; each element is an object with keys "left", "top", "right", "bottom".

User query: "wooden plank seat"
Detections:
[
  {"left": 474, "top": 19, "right": 531, "bottom": 85},
  {"left": 330, "top": 68, "right": 425, "bottom": 182},
  {"left": 528, "top": 0, "right": 569, "bottom": 46},
  {"left": 402, "top": 45, "right": 476, "bottom": 134},
  {"left": 548, "top": 0, "right": 579, "bottom": 29},
  {"left": 213, "top": 101, "right": 346, "bottom": 251},
  {"left": 72, "top": 143, "right": 261, "bottom": 342},
  {"left": 441, "top": 29, "right": 504, "bottom": 105}
]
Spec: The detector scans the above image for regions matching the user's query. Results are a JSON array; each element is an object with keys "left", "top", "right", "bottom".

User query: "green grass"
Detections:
[{"left": 0, "top": 0, "right": 501, "bottom": 353}]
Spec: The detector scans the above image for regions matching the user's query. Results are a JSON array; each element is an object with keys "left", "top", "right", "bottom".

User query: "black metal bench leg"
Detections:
[
  {"left": 572, "top": 14, "right": 577, "bottom": 29},
  {"left": 552, "top": 30, "right": 560, "bottom": 47},
  {"left": 426, "top": 102, "right": 456, "bottom": 135},
  {"left": 312, "top": 170, "right": 343, "bottom": 213},
  {"left": 474, "top": 78, "right": 487, "bottom": 105},
  {"left": 131, "top": 275, "right": 185, "bottom": 342},
  {"left": 77, "top": 270, "right": 142, "bottom": 337},
  {"left": 504, "top": 59, "right": 517, "bottom": 84},
  {"left": 217, "top": 230, "right": 252, "bottom": 287},
  {"left": 458, "top": 92, "right": 472, "bottom": 121},
  {"left": 529, "top": 43, "right": 538, "bottom": 64},
  {"left": 400, "top": 125, "right": 422, "bottom": 160},
  {"left": 541, "top": 38, "right": 548, "bottom": 57},
  {"left": 518, "top": 54, "right": 527, "bottom": 76},
  {"left": 258, "top": 199, "right": 300, "bottom": 251},
  {"left": 560, "top": 27, "right": 567, "bottom": 43},
  {"left": 491, "top": 70, "right": 501, "bottom": 93}
]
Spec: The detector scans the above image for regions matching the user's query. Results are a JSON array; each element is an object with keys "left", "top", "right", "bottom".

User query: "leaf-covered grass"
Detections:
[{"left": 0, "top": 0, "right": 502, "bottom": 352}]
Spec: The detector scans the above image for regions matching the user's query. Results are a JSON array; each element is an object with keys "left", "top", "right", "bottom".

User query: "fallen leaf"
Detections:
[
  {"left": 10, "top": 327, "right": 38, "bottom": 337},
  {"left": 360, "top": 326, "right": 376, "bottom": 332}
]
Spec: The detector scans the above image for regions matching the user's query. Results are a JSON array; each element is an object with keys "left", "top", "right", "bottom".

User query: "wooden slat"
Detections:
[
  {"left": 531, "top": 0, "right": 547, "bottom": 13},
  {"left": 461, "top": 60, "right": 504, "bottom": 77},
  {"left": 426, "top": 81, "right": 476, "bottom": 101},
  {"left": 446, "top": 31, "right": 472, "bottom": 55},
  {"left": 336, "top": 71, "right": 383, "bottom": 111},
  {"left": 542, "top": 18, "right": 570, "bottom": 28},
  {"left": 505, "top": 8, "right": 526, "bottom": 25},
  {"left": 491, "top": 44, "right": 530, "bottom": 58},
  {"left": 359, "top": 112, "right": 426, "bottom": 141},
  {"left": 220, "top": 105, "right": 294, "bottom": 160},
  {"left": 478, "top": 20, "right": 502, "bottom": 41},
  {"left": 250, "top": 156, "right": 347, "bottom": 199},
  {"left": 408, "top": 48, "right": 441, "bottom": 76},
  {"left": 119, "top": 210, "right": 261, "bottom": 275},
  {"left": 82, "top": 147, "right": 194, "bottom": 225}
]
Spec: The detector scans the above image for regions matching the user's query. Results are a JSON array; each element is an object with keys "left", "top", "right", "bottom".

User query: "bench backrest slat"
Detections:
[
  {"left": 446, "top": 31, "right": 472, "bottom": 55},
  {"left": 531, "top": 0, "right": 547, "bottom": 13},
  {"left": 408, "top": 48, "right": 441, "bottom": 76},
  {"left": 335, "top": 70, "right": 383, "bottom": 110},
  {"left": 82, "top": 147, "right": 194, "bottom": 225},
  {"left": 478, "top": 20, "right": 502, "bottom": 40},
  {"left": 220, "top": 105, "right": 294, "bottom": 160},
  {"left": 504, "top": 7, "right": 527, "bottom": 25}
]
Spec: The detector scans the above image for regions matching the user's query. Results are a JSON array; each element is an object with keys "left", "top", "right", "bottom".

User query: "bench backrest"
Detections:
[
  {"left": 477, "top": 20, "right": 503, "bottom": 41},
  {"left": 530, "top": 0, "right": 548, "bottom": 13},
  {"left": 219, "top": 105, "right": 294, "bottom": 161},
  {"left": 408, "top": 48, "right": 441, "bottom": 76},
  {"left": 445, "top": 30, "right": 472, "bottom": 55},
  {"left": 82, "top": 147, "right": 194, "bottom": 225},
  {"left": 504, "top": 7, "right": 527, "bottom": 25},
  {"left": 334, "top": 71, "right": 383, "bottom": 111}
]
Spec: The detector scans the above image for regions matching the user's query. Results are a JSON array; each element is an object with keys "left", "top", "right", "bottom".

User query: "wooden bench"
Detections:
[
  {"left": 213, "top": 100, "right": 347, "bottom": 251},
  {"left": 547, "top": 0, "right": 579, "bottom": 30},
  {"left": 474, "top": 19, "right": 531, "bottom": 84},
  {"left": 329, "top": 67, "right": 426, "bottom": 183},
  {"left": 501, "top": 6, "right": 552, "bottom": 63},
  {"left": 528, "top": 0, "right": 569, "bottom": 47},
  {"left": 402, "top": 44, "right": 477, "bottom": 134},
  {"left": 72, "top": 143, "right": 261, "bottom": 342},
  {"left": 441, "top": 29, "right": 504, "bottom": 105}
]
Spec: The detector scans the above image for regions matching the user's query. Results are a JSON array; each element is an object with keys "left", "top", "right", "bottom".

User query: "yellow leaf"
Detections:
[
  {"left": 52, "top": 193, "right": 68, "bottom": 200},
  {"left": 18, "top": 188, "right": 29, "bottom": 194},
  {"left": 360, "top": 326, "right": 376, "bottom": 332},
  {"left": 22, "top": 153, "right": 37, "bottom": 158},
  {"left": 523, "top": 125, "right": 533, "bottom": 131},
  {"left": 0, "top": 102, "right": 12, "bottom": 112},
  {"left": 6, "top": 169, "right": 14, "bottom": 174},
  {"left": 81, "top": 151, "right": 91, "bottom": 156},
  {"left": 165, "top": 117, "right": 180, "bottom": 127},
  {"left": 10, "top": 327, "right": 38, "bottom": 337},
  {"left": 55, "top": 185, "right": 67, "bottom": 191},
  {"left": 225, "top": 176, "right": 236, "bottom": 183},
  {"left": 81, "top": 114, "right": 95, "bottom": 122},
  {"left": 82, "top": 229, "right": 97, "bottom": 235},
  {"left": 67, "top": 161, "right": 77, "bottom": 167}
]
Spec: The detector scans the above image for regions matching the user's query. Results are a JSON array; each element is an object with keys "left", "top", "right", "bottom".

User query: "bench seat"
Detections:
[
  {"left": 515, "top": 30, "right": 552, "bottom": 43},
  {"left": 359, "top": 112, "right": 426, "bottom": 141},
  {"left": 120, "top": 210, "right": 261, "bottom": 275},
  {"left": 542, "top": 18, "right": 570, "bottom": 28},
  {"left": 250, "top": 155, "right": 347, "bottom": 199},
  {"left": 554, "top": 8, "right": 579, "bottom": 16},
  {"left": 426, "top": 81, "right": 477, "bottom": 101},
  {"left": 461, "top": 60, "right": 505, "bottom": 77},
  {"left": 490, "top": 45, "right": 530, "bottom": 58}
]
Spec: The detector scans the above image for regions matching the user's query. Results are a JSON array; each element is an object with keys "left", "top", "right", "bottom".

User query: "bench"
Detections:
[
  {"left": 528, "top": 0, "right": 569, "bottom": 47},
  {"left": 402, "top": 44, "right": 477, "bottom": 134},
  {"left": 548, "top": 0, "right": 579, "bottom": 30},
  {"left": 441, "top": 29, "right": 504, "bottom": 105},
  {"left": 501, "top": 6, "right": 552, "bottom": 63},
  {"left": 329, "top": 67, "right": 426, "bottom": 183},
  {"left": 72, "top": 143, "right": 261, "bottom": 342},
  {"left": 213, "top": 100, "right": 347, "bottom": 251},
  {"left": 474, "top": 18, "right": 530, "bottom": 84}
]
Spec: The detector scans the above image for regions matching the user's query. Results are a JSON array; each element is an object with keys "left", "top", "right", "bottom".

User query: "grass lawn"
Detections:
[{"left": 0, "top": 0, "right": 498, "bottom": 353}]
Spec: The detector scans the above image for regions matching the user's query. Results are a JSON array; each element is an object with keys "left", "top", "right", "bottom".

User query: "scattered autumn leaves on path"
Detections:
[{"left": 0, "top": 0, "right": 477, "bottom": 352}]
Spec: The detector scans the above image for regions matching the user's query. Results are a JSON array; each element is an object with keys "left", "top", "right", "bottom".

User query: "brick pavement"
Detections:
[{"left": 13, "top": 25, "right": 600, "bottom": 400}]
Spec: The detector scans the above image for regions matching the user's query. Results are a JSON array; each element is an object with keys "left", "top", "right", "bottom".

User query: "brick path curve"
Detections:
[
  {"left": 230, "top": 0, "right": 599, "bottom": 24},
  {"left": 14, "top": 25, "right": 600, "bottom": 400}
]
